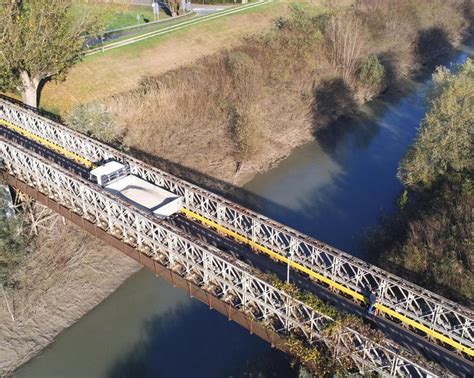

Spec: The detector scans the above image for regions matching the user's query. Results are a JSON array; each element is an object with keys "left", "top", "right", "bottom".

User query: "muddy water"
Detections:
[{"left": 14, "top": 45, "right": 472, "bottom": 378}]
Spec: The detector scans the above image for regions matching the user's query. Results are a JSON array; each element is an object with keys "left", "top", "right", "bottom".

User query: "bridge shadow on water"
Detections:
[{"left": 104, "top": 295, "right": 296, "bottom": 378}]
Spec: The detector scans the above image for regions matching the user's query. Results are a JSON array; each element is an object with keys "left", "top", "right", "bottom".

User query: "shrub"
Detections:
[
  {"left": 367, "top": 59, "right": 474, "bottom": 305},
  {"left": 398, "top": 59, "right": 474, "bottom": 188},
  {"left": 376, "top": 179, "right": 474, "bottom": 305},
  {"left": 0, "top": 192, "right": 28, "bottom": 286},
  {"left": 66, "top": 102, "right": 121, "bottom": 144},
  {"left": 357, "top": 54, "right": 385, "bottom": 90},
  {"left": 323, "top": 12, "right": 367, "bottom": 82}
]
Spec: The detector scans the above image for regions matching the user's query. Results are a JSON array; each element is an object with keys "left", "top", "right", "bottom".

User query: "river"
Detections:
[{"left": 14, "top": 45, "right": 472, "bottom": 378}]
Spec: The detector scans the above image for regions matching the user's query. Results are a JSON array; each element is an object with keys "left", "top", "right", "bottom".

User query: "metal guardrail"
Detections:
[
  {"left": 0, "top": 96, "right": 472, "bottom": 358},
  {"left": 85, "top": 11, "right": 195, "bottom": 48},
  {"left": 102, "top": 10, "right": 191, "bottom": 35},
  {"left": 0, "top": 137, "right": 445, "bottom": 377},
  {"left": 85, "top": 1, "right": 269, "bottom": 55}
]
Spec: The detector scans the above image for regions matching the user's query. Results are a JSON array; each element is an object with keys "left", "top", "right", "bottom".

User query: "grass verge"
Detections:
[{"left": 40, "top": 0, "right": 283, "bottom": 113}]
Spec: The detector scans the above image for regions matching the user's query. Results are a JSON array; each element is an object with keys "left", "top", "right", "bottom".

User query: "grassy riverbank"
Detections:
[
  {"left": 366, "top": 59, "right": 474, "bottom": 306},
  {"left": 70, "top": 0, "right": 472, "bottom": 188}
]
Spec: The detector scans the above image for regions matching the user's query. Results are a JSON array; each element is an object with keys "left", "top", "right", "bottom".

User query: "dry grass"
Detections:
[
  {"left": 0, "top": 218, "right": 140, "bottom": 375},
  {"left": 39, "top": 1, "right": 287, "bottom": 114},
  {"left": 96, "top": 0, "right": 471, "bottom": 187},
  {"left": 105, "top": 45, "right": 319, "bottom": 184}
]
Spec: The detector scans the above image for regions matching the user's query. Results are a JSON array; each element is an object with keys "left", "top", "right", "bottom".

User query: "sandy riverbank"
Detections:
[{"left": 0, "top": 221, "right": 141, "bottom": 376}]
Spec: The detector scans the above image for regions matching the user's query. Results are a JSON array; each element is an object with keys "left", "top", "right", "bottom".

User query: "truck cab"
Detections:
[{"left": 89, "top": 160, "right": 183, "bottom": 218}]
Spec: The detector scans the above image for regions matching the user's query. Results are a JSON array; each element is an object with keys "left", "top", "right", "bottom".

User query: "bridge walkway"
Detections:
[{"left": 1, "top": 121, "right": 473, "bottom": 376}]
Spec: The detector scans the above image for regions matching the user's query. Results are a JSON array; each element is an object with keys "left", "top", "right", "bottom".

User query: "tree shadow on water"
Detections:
[
  {"left": 415, "top": 27, "right": 453, "bottom": 67},
  {"left": 311, "top": 77, "right": 358, "bottom": 137},
  {"left": 315, "top": 112, "right": 381, "bottom": 161},
  {"left": 311, "top": 83, "right": 398, "bottom": 166},
  {"left": 309, "top": 77, "right": 385, "bottom": 163}
]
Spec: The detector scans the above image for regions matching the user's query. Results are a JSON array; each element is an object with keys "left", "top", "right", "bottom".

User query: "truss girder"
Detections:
[
  {"left": 0, "top": 138, "right": 443, "bottom": 377},
  {"left": 0, "top": 97, "right": 472, "bottom": 353}
]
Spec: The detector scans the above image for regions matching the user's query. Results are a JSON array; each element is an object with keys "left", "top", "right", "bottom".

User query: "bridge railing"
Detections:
[
  {"left": 0, "top": 97, "right": 472, "bottom": 356},
  {"left": 0, "top": 137, "right": 444, "bottom": 377}
]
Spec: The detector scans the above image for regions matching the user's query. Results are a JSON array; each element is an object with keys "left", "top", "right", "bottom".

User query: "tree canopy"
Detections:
[
  {"left": 398, "top": 59, "right": 474, "bottom": 188},
  {"left": 369, "top": 58, "right": 474, "bottom": 305},
  {"left": 0, "top": 0, "right": 103, "bottom": 107}
]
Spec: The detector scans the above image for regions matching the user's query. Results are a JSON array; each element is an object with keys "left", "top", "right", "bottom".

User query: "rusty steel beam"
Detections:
[{"left": 3, "top": 171, "right": 293, "bottom": 363}]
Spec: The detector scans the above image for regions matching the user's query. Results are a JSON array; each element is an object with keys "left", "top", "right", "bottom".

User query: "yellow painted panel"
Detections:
[
  {"left": 181, "top": 207, "right": 474, "bottom": 357},
  {"left": 0, "top": 119, "right": 95, "bottom": 168}
]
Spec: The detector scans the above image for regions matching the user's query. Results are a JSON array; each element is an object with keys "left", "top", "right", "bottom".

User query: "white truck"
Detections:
[{"left": 90, "top": 160, "right": 183, "bottom": 218}]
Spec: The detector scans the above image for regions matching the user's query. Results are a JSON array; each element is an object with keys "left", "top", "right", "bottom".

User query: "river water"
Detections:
[{"left": 14, "top": 45, "right": 472, "bottom": 378}]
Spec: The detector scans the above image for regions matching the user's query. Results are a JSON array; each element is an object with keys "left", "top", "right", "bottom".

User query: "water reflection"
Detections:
[
  {"left": 243, "top": 81, "right": 426, "bottom": 256},
  {"left": 105, "top": 280, "right": 296, "bottom": 378},
  {"left": 246, "top": 142, "right": 344, "bottom": 214},
  {"left": 14, "top": 270, "right": 295, "bottom": 378},
  {"left": 14, "top": 271, "right": 189, "bottom": 378}
]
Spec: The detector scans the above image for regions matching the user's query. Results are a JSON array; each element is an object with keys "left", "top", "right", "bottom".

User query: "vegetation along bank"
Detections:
[
  {"left": 365, "top": 58, "right": 474, "bottom": 307},
  {"left": 68, "top": 0, "right": 473, "bottom": 190}
]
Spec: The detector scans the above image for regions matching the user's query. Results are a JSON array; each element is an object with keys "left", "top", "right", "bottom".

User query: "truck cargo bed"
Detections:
[{"left": 105, "top": 174, "right": 183, "bottom": 217}]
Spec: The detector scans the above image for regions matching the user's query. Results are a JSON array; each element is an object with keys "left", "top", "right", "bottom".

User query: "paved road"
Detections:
[{"left": 2, "top": 124, "right": 473, "bottom": 376}]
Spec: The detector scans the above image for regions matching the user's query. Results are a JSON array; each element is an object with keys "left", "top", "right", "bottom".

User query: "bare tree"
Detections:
[{"left": 324, "top": 13, "right": 365, "bottom": 83}]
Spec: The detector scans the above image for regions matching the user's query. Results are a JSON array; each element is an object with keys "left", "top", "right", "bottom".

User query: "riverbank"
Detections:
[
  {"left": 93, "top": 0, "right": 472, "bottom": 190},
  {"left": 1, "top": 1, "right": 472, "bottom": 375},
  {"left": 366, "top": 58, "right": 474, "bottom": 306},
  {"left": 0, "top": 221, "right": 141, "bottom": 376}
]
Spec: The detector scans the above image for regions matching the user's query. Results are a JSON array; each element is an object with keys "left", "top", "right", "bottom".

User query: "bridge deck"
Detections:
[
  {"left": 3, "top": 135, "right": 445, "bottom": 377},
  {"left": 2, "top": 123, "right": 473, "bottom": 375},
  {"left": 0, "top": 95, "right": 473, "bottom": 375}
]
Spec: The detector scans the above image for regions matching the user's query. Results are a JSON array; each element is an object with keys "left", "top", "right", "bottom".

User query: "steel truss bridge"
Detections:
[{"left": 0, "top": 96, "right": 472, "bottom": 376}]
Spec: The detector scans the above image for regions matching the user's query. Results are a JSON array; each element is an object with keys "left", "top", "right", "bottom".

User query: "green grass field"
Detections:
[
  {"left": 87, "top": 1, "right": 278, "bottom": 59},
  {"left": 40, "top": 0, "right": 286, "bottom": 113},
  {"left": 71, "top": 3, "right": 171, "bottom": 31}
]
